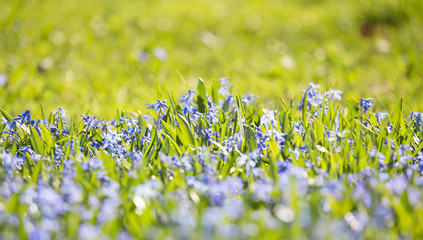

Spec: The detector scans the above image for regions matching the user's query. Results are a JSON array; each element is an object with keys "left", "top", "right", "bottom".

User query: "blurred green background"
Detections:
[{"left": 1, "top": 0, "right": 422, "bottom": 118}]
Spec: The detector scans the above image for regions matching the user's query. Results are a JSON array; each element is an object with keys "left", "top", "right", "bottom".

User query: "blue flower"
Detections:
[
  {"left": 218, "top": 77, "right": 230, "bottom": 87},
  {"left": 54, "top": 144, "right": 64, "bottom": 163},
  {"left": 55, "top": 108, "right": 68, "bottom": 120},
  {"left": 222, "top": 133, "right": 244, "bottom": 152},
  {"left": 408, "top": 112, "right": 423, "bottom": 129},
  {"left": 298, "top": 82, "right": 323, "bottom": 110},
  {"left": 81, "top": 115, "right": 101, "bottom": 130},
  {"left": 237, "top": 155, "right": 256, "bottom": 174},
  {"left": 309, "top": 82, "right": 321, "bottom": 89},
  {"left": 201, "top": 128, "right": 219, "bottom": 146},
  {"left": 18, "top": 146, "right": 35, "bottom": 155},
  {"left": 153, "top": 47, "right": 167, "bottom": 61},
  {"left": 141, "top": 135, "right": 151, "bottom": 145},
  {"left": 205, "top": 111, "right": 218, "bottom": 125},
  {"left": 224, "top": 95, "right": 235, "bottom": 106},
  {"left": 374, "top": 111, "right": 388, "bottom": 124},
  {"left": 324, "top": 130, "right": 347, "bottom": 142},
  {"left": 150, "top": 99, "right": 169, "bottom": 113},
  {"left": 0, "top": 74, "right": 7, "bottom": 86},
  {"left": 183, "top": 105, "right": 195, "bottom": 115},
  {"left": 324, "top": 89, "right": 343, "bottom": 101},
  {"left": 209, "top": 183, "right": 226, "bottom": 206},
  {"left": 293, "top": 122, "right": 305, "bottom": 135},
  {"left": 101, "top": 129, "right": 122, "bottom": 150},
  {"left": 29, "top": 227, "right": 49, "bottom": 240},
  {"left": 408, "top": 112, "right": 423, "bottom": 121},
  {"left": 241, "top": 93, "right": 256, "bottom": 105},
  {"left": 137, "top": 50, "right": 149, "bottom": 62},
  {"left": 272, "top": 130, "right": 287, "bottom": 146},
  {"left": 360, "top": 97, "right": 374, "bottom": 112},
  {"left": 255, "top": 128, "right": 269, "bottom": 141},
  {"left": 257, "top": 140, "right": 267, "bottom": 152},
  {"left": 14, "top": 110, "right": 31, "bottom": 124},
  {"left": 260, "top": 109, "right": 277, "bottom": 128},
  {"left": 218, "top": 87, "right": 230, "bottom": 96},
  {"left": 181, "top": 90, "right": 197, "bottom": 105},
  {"left": 2, "top": 120, "right": 18, "bottom": 136}
]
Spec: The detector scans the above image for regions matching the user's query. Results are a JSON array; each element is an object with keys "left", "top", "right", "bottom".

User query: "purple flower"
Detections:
[
  {"left": 153, "top": 47, "right": 167, "bottom": 61},
  {"left": 324, "top": 89, "right": 343, "bottom": 101},
  {"left": 241, "top": 93, "right": 256, "bottom": 105},
  {"left": 360, "top": 98, "right": 374, "bottom": 112},
  {"left": 141, "top": 135, "right": 151, "bottom": 145},
  {"left": 150, "top": 99, "right": 169, "bottom": 113},
  {"left": 293, "top": 122, "right": 304, "bottom": 135},
  {"left": 55, "top": 108, "right": 68, "bottom": 120},
  {"left": 101, "top": 129, "right": 122, "bottom": 150},
  {"left": 219, "top": 87, "right": 230, "bottom": 97},
  {"left": 14, "top": 110, "right": 31, "bottom": 124},
  {"left": 260, "top": 109, "right": 276, "bottom": 128},
  {"left": 408, "top": 112, "right": 423, "bottom": 128},
  {"left": 181, "top": 90, "right": 196, "bottom": 105},
  {"left": 19, "top": 145, "right": 35, "bottom": 155},
  {"left": 29, "top": 227, "right": 50, "bottom": 240},
  {"left": 237, "top": 155, "right": 256, "bottom": 174},
  {"left": 299, "top": 82, "right": 323, "bottom": 110},
  {"left": 224, "top": 95, "right": 235, "bottom": 106},
  {"left": 81, "top": 115, "right": 101, "bottom": 130},
  {"left": 218, "top": 77, "right": 230, "bottom": 87},
  {"left": 374, "top": 111, "right": 388, "bottom": 124},
  {"left": 0, "top": 74, "right": 7, "bottom": 86},
  {"left": 201, "top": 127, "right": 219, "bottom": 146},
  {"left": 137, "top": 50, "right": 149, "bottom": 62}
]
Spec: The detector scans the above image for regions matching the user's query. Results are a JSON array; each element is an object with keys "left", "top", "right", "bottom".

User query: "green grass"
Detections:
[{"left": 1, "top": 0, "right": 422, "bottom": 118}]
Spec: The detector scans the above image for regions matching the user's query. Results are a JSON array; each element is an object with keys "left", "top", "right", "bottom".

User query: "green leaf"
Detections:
[
  {"left": 221, "top": 154, "right": 236, "bottom": 178},
  {"left": 243, "top": 126, "right": 257, "bottom": 152},
  {"left": 39, "top": 124, "right": 54, "bottom": 149},
  {"left": 100, "top": 150, "right": 119, "bottom": 181},
  {"left": 211, "top": 79, "right": 219, "bottom": 104},
  {"left": 392, "top": 98, "right": 406, "bottom": 137},
  {"left": 211, "top": 140, "right": 229, "bottom": 156},
  {"left": 40, "top": 104, "right": 46, "bottom": 120},
  {"left": 0, "top": 108, "right": 13, "bottom": 122},
  {"left": 142, "top": 128, "right": 157, "bottom": 166},
  {"left": 268, "top": 138, "right": 280, "bottom": 182},
  {"left": 197, "top": 78, "right": 207, "bottom": 113},
  {"left": 235, "top": 94, "right": 245, "bottom": 136},
  {"left": 313, "top": 117, "right": 324, "bottom": 145},
  {"left": 219, "top": 116, "right": 230, "bottom": 142},
  {"left": 176, "top": 114, "right": 196, "bottom": 147},
  {"left": 301, "top": 91, "right": 308, "bottom": 126},
  {"left": 163, "top": 133, "right": 183, "bottom": 156},
  {"left": 5, "top": 193, "right": 20, "bottom": 212},
  {"left": 30, "top": 126, "right": 45, "bottom": 154},
  {"left": 138, "top": 112, "right": 146, "bottom": 132},
  {"left": 167, "top": 91, "right": 179, "bottom": 115},
  {"left": 156, "top": 80, "right": 162, "bottom": 98},
  {"left": 0, "top": 124, "right": 5, "bottom": 139},
  {"left": 160, "top": 119, "right": 177, "bottom": 140}
]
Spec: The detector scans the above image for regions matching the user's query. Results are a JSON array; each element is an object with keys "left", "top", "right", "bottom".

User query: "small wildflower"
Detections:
[
  {"left": 150, "top": 99, "right": 169, "bottom": 113},
  {"left": 0, "top": 74, "right": 7, "bottom": 86},
  {"left": 324, "top": 89, "right": 343, "bottom": 101},
  {"left": 360, "top": 97, "right": 374, "bottom": 112}
]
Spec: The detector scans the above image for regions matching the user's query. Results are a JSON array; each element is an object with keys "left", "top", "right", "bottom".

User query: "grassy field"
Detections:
[{"left": 1, "top": 0, "right": 422, "bottom": 118}]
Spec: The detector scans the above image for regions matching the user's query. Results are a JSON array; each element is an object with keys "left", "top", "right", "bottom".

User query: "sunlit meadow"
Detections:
[{"left": 1, "top": 0, "right": 423, "bottom": 239}]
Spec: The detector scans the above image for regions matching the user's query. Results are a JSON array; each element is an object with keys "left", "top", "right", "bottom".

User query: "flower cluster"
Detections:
[{"left": 0, "top": 79, "right": 422, "bottom": 239}]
